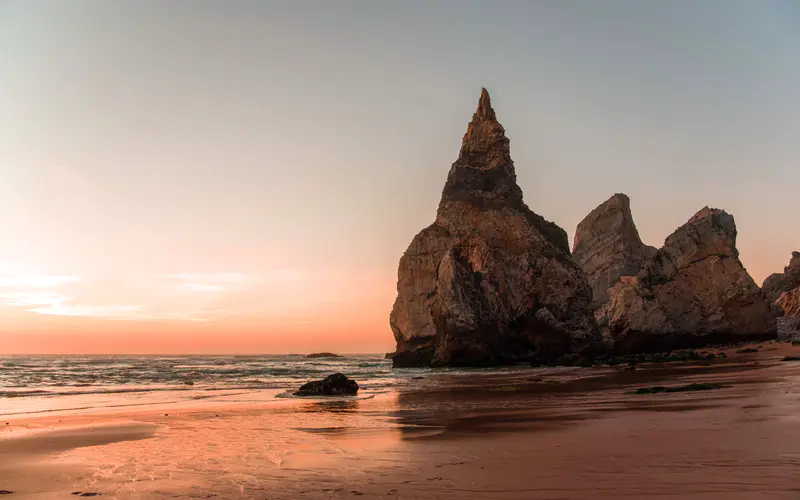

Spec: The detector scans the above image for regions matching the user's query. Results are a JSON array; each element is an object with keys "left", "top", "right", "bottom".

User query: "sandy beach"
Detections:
[{"left": 2, "top": 342, "right": 800, "bottom": 499}]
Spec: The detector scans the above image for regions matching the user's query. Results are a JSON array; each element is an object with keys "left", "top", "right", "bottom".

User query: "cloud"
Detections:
[
  {"left": 167, "top": 272, "right": 261, "bottom": 292},
  {"left": 0, "top": 262, "right": 81, "bottom": 288},
  {"left": 0, "top": 291, "right": 145, "bottom": 319},
  {"left": 0, "top": 262, "right": 238, "bottom": 322},
  {"left": 180, "top": 283, "right": 232, "bottom": 293},
  {"left": 0, "top": 262, "right": 146, "bottom": 320},
  {"left": 31, "top": 302, "right": 145, "bottom": 319},
  {"left": 0, "top": 291, "right": 68, "bottom": 307}
]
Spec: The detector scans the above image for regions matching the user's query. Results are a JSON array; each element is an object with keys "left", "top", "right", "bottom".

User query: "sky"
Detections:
[{"left": 0, "top": 1, "right": 798, "bottom": 354}]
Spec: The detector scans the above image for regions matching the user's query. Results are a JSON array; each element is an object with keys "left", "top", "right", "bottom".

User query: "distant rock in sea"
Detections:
[
  {"left": 389, "top": 88, "right": 597, "bottom": 367},
  {"left": 573, "top": 193, "right": 656, "bottom": 307},
  {"left": 762, "top": 251, "right": 800, "bottom": 304},
  {"left": 294, "top": 373, "right": 359, "bottom": 396},
  {"left": 306, "top": 352, "right": 342, "bottom": 359},
  {"left": 598, "top": 207, "right": 776, "bottom": 352}
]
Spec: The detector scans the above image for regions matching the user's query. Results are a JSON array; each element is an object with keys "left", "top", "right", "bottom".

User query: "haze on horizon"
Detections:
[{"left": 0, "top": 0, "right": 798, "bottom": 354}]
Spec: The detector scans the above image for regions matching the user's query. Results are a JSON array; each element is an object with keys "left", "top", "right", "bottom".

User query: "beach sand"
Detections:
[{"left": 3, "top": 341, "right": 800, "bottom": 499}]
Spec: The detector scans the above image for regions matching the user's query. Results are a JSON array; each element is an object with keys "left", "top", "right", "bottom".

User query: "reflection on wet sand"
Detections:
[
  {"left": 3, "top": 342, "right": 800, "bottom": 498},
  {"left": 392, "top": 359, "right": 776, "bottom": 439}
]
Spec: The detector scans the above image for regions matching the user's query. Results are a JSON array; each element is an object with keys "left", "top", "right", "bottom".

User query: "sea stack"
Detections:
[
  {"left": 572, "top": 193, "right": 656, "bottom": 307},
  {"left": 598, "top": 207, "right": 776, "bottom": 352},
  {"left": 389, "top": 89, "right": 597, "bottom": 367},
  {"left": 762, "top": 252, "right": 800, "bottom": 304}
]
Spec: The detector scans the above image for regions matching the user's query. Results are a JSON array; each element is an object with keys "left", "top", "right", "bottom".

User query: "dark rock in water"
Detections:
[
  {"left": 384, "top": 352, "right": 394, "bottom": 359},
  {"left": 736, "top": 348, "right": 759, "bottom": 354},
  {"left": 597, "top": 207, "right": 776, "bottom": 353},
  {"left": 71, "top": 494, "right": 103, "bottom": 497},
  {"left": 294, "top": 373, "right": 359, "bottom": 396},
  {"left": 763, "top": 252, "right": 800, "bottom": 303},
  {"left": 390, "top": 88, "right": 597, "bottom": 367},
  {"left": 627, "top": 383, "right": 726, "bottom": 395},
  {"left": 0, "top": 491, "right": 14, "bottom": 495},
  {"left": 589, "top": 349, "right": 718, "bottom": 367},
  {"left": 306, "top": 352, "right": 342, "bottom": 359},
  {"left": 573, "top": 193, "right": 656, "bottom": 307}
]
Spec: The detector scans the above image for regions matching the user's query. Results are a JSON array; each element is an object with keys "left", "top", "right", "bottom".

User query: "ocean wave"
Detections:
[{"left": 0, "top": 355, "right": 403, "bottom": 399}]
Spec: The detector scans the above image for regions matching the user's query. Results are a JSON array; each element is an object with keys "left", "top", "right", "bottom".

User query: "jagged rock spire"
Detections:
[
  {"left": 474, "top": 88, "right": 496, "bottom": 121},
  {"left": 456, "top": 88, "right": 511, "bottom": 171},
  {"left": 390, "top": 88, "right": 597, "bottom": 368},
  {"left": 763, "top": 251, "right": 800, "bottom": 303},
  {"left": 438, "top": 88, "right": 523, "bottom": 212},
  {"left": 573, "top": 193, "right": 656, "bottom": 306}
]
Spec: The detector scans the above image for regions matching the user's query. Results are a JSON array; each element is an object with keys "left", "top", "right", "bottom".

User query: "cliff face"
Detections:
[
  {"left": 572, "top": 194, "right": 656, "bottom": 307},
  {"left": 598, "top": 207, "right": 776, "bottom": 352},
  {"left": 777, "top": 287, "right": 800, "bottom": 318},
  {"left": 763, "top": 252, "right": 800, "bottom": 303},
  {"left": 390, "top": 89, "right": 597, "bottom": 367},
  {"left": 776, "top": 287, "right": 800, "bottom": 340}
]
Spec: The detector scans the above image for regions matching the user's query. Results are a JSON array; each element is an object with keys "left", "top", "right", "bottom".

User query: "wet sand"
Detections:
[{"left": 3, "top": 341, "right": 800, "bottom": 498}]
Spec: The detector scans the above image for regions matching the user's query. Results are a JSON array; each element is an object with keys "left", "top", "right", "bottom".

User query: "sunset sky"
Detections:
[{"left": 1, "top": 1, "right": 798, "bottom": 354}]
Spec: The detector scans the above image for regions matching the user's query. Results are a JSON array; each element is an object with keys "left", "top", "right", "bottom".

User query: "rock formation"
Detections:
[
  {"left": 294, "top": 373, "right": 359, "bottom": 396},
  {"left": 777, "top": 287, "right": 800, "bottom": 318},
  {"left": 762, "top": 252, "right": 800, "bottom": 304},
  {"left": 776, "top": 287, "right": 800, "bottom": 340},
  {"left": 305, "top": 352, "right": 341, "bottom": 359},
  {"left": 598, "top": 207, "right": 776, "bottom": 352},
  {"left": 389, "top": 88, "right": 597, "bottom": 367},
  {"left": 572, "top": 193, "right": 656, "bottom": 306}
]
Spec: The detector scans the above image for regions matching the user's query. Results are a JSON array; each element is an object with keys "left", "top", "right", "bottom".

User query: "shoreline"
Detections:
[{"left": 2, "top": 340, "right": 800, "bottom": 498}]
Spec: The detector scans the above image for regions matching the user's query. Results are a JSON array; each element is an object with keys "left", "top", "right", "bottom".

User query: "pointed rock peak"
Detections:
[
  {"left": 610, "top": 192, "right": 630, "bottom": 203},
  {"left": 598, "top": 193, "right": 632, "bottom": 212},
  {"left": 575, "top": 193, "right": 633, "bottom": 232},
  {"left": 573, "top": 193, "right": 648, "bottom": 256},
  {"left": 475, "top": 87, "right": 496, "bottom": 121},
  {"left": 763, "top": 251, "right": 800, "bottom": 302},
  {"left": 457, "top": 88, "right": 511, "bottom": 171},
  {"left": 572, "top": 192, "right": 655, "bottom": 306},
  {"left": 688, "top": 206, "right": 725, "bottom": 224},
  {"left": 787, "top": 251, "right": 800, "bottom": 271},
  {"left": 665, "top": 206, "right": 737, "bottom": 256}
]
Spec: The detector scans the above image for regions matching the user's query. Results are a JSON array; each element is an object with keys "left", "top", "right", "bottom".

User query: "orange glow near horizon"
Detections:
[
  {"left": 0, "top": 298, "right": 398, "bottom": 355},
  {"left": 0, "top": 250, "right": 785, "bottom": 355},
  {"left": 0, "top": 264, "right": 399, "bottom": 354}
]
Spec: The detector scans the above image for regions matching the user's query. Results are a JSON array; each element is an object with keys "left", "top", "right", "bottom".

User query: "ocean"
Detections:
[{"left": 0, "top": 354, "right": 427, "bottom": 418}]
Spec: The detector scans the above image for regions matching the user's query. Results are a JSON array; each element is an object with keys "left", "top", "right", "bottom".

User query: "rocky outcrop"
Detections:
[
  {"left": 294, "top": 373, "right": 359, "bottom": 396},
  {"left": 776, "top": 287, "right": 800, "bottom": 340},
  {"left": 306, "top": 352, "right": 341, "bottom": 359},
  {"left": 598, "top": 207, "right": 776, "bottom": 352},
  {"left": 389, "top": 89, "right": 597, "bottom": 368},
  {"left": 573, "top": 193, "right": 656, "bottom": 306},
  {"left": 762, "top": 252, "right": 800, "bottom": 304},
  {"left": 777, "top": 287, "right": 800, "bottom": 318}
]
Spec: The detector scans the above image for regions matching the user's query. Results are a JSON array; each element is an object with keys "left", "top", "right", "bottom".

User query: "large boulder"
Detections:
[
  {"left": 294, "top": 373, "right": 359, "bottom": 396},
  {"left": 598, "top": 207, "right": 776, "bottom": 352},
  {"left": 762, "top": 252, "right": 800, "bottom": 304},
  {"left": 572, "top": 193, "right": 657, "bottom": 307},
  {"left": 389, "top": 89, "right": 598, "bottom": 367}
]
